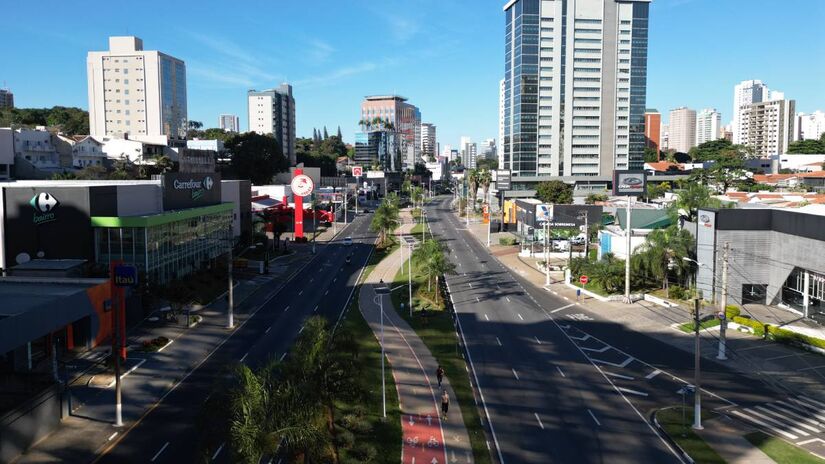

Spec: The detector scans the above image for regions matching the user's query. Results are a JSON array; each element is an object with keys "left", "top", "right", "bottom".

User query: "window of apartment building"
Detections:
[
  {"left": 621, "top": 20, "right": 631, "bottom": 25},
  {"left": 574, "top": 67, "right": 601, "bottom": 72},
  {"left": 575, "top": 38, "right": 602, "bottom": 44},
  {"left": 619, "top": 40, "right": 631, "bottom": 45},
  {"left": 574, "top": 58, "right": 601, "bottom": 63},
  {"left": 619, "top": 59, "right": 630, "bottom": 64},
  {"left": 575, "top": 19, "right": 602, "bottom": 24},
  {"left": 620, "top": 30, "right": 631, "bottom": 35},
  {"left": 574, "top": 28, "right": 601, "bottom": 33}
]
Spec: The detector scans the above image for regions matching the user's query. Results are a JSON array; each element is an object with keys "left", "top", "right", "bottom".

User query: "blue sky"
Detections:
[{"left": 2, "top": 0, "right": 823, "bottom": 147}]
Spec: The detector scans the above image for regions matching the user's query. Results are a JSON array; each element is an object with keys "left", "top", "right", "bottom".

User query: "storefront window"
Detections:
[{"left": 782, "top": 268, "right": 825, "bottom": 316}]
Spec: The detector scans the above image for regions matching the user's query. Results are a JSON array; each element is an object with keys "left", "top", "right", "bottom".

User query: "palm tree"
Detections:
[
  {"left": 635, "top": 225, "right": 694, "bottom": 296},
  {"left": 669, "top": 183, "right": 722, "bottom": 222},
  {"left": 370, "top": 199, "right": 400, "bottom": 247},
  {"left": 478, "top": 169, "right": 493, "bottom": 209},
  {"left": 467, "top": 169, "right": 480, "bottom": 211}
]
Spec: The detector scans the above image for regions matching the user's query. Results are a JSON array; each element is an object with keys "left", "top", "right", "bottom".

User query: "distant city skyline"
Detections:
[{"left": 1, "top": 0, "right": 823, "bottom": 149}]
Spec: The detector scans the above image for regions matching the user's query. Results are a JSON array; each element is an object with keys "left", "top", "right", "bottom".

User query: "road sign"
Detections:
[
  {"left": 579, "top": 275, "right": 589, "bottom": 285},
  {"left": 114, "top": 264, "right": 138, "bottom": 287},
  {"left": 717, "top": 311, "right": 726, "bottom": 320},
  {"left": 352, "top": 166, "right": 363, "bottom": 177},
  {"left": 290, "top": 174, "right": 314, "bottom": 197}
]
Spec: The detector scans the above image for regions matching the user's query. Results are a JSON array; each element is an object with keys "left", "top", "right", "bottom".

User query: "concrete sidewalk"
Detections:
[
  {"left": 357, "top": 210, "right": 475, "bottom": 464},
  {"left": 13, "top": 245, "right": 318, "bottom": 464}
]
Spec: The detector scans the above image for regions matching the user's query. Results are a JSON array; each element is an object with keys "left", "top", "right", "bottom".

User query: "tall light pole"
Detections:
[
  {"left": 408, "top": 242, "right": 413, "bottom": 317},
  {"left": 623, "top": 196, "right": 633, "bottom": 304},
  {"left": 375, "top": 282, "right": 390, "bottom": 418},
  {"left": 718, "top": 242, "right": 730, "bottom": 360},
  {"left": 692, "top": 290, "right": 703, "bottom": 430},
  {"left": 226, "top": 227, "right": 235, "bottom": 329},
  {"left": 544, "top": 221, "right": 550, "bottom": 286},
  {"left": 486, "top": 189, "right": 492, "bottom": 248}
]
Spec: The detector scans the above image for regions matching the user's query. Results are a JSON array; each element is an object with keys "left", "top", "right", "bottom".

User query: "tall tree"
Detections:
[
  {"left": 535, "top": 180, "right": 573, "bottom": 204},
  {"left": 225, "top": 132, "right": 289, "bottom": 185},
  {"left": 668, "top": 183, "right": 722, "bottom": 221},
  {"left": 635, "top": 225, "right": 694, "bottom": 295},
  {"left": 312, "top": 128, "right": 318, "bottom": 145},
  {"left": 336, "top": 126, "right": 342, "bottom": 139},
  {"left": 369, "top": 198, "right": 400, "bottom": 247},
  {"left": 323, "top": 126, "right": 329, "bottom": 140},
  {"left": 478, "top": 169, "right": 493, "bottom": 204}
]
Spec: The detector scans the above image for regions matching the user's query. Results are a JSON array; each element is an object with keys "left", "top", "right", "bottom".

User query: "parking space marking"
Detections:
[
  {"left": 645, "top": 369, "right": 662, "bottom": 380},
  {"left": 616, "top": 387, "right": 648, "bottom": 397},
  {"left": 588, "top": 410, "right": 601, "bottom": 426},
  {"left": 591, "top": 356, "right": 634, "bottom": 368},
  {"left": 604, "top": 371, "right": 635, "bottom": 381},
  {"left": 580, "top": 345, "right": 611, "bottom": 353},
  {"left": 556, "top": 366, "right": 565, "bottom": 377}
]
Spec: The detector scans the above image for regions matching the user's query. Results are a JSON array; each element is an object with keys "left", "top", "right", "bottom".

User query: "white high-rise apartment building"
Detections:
[
  {"left": 87, "top": 36, "right": 187, "bottom": 144},
  {"left": 219, "top": 114, "right": 240, "bottom": 133},
  {"left": 796, "top": 111, "right": 825, "bottom": 141},
  {"left": 248, "top": 84, "right": 296, "bottom": 165},
  {"left": 695, "top": 108, "right": 721, "bottom": 146},
  {"left": 498, "top": 78, "right": 505, "bottom": 169},
  {"left": 480, "top": 138, "right": 497, "bottom": 162},
  {"left": 740, "top": 99, "right": 796, "bottom": 157},
  {"left": 668, "top": 107, "right": 696, "bottom": 154},
  {"left": 732, "top": 79, "right": 768, "bottom": 145},
  {"left": 502, "top": 0, "right": 650, "bottom": 178},
  {"left": 420, "top": 123, "right": 437, "bottom": 161}
]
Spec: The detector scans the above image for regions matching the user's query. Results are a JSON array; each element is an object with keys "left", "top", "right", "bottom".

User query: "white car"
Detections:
[{"left": 343, "top": 236, "right": 353, "bottom": 246}]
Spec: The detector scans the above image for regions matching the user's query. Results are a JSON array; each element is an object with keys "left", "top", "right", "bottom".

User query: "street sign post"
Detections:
[
  {"left": 352, "top": 166, "right": 363, "bottom": 177},
  {"left": 579, "top": 275, "right": 589, "bottom": 285},
  {"left": 290, "top": 174, "right": 315, "bottom": 197}
]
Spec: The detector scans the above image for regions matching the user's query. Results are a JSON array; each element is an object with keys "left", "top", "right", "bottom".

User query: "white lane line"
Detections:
[
  {"left": 484, "top": 314, "right": 490, "bottom": 321},
  {"left": 333, "top": 278, "right": 337, "bottom": 283},
  {"left": 551, "top": 304, "right": 575, "bottom": 313},
  {"left": 107, "top": 431, "right": 118, "bottom": 441},
  {"left": 468, "top": 283, "right": 473, "bottom": 288},
  {"left": 324, "top": 290, "right": 329, "bottom": 295},
  {"left": 552, "top": 290, "right": 558, "bottom": 295},
  {"left": 265, "top": 326, "right": 271, "bottom": 334},
  {"left": 517, "top": 313, "right": 524, "bottom": 321},
  {"left": 240, "top": 352, "right": 249, "bottom": 363},
  {"left": 731, "top": 410, "right": 798, "bottom": 440},
  {"left": 744, "top": 408, "right": 809, "bottom": 437},
  {"left": 645, "top": 369, "right": 662, "bottom": 380},
  {"left": 580, "top": 345, "right": 611, "bottom": 353},
  {"left": 556, "top": 366, "right": 565, "bottom": 377},
  {"left": 298, "top": 290, "right": 303, "bottom": 295},
  {"left": 563, "top": 296, "right": 569, "bottom": 301},
  {"left": 534, "top": 412, "right": 545, "bottom": 430},
  {"left": 617, "top": 387, "right": 649, "bottom": 397},
  {"left": 506, "top": 297, "right": 511, "bottom": 302},
  {"left": 591, "top": 356, "right": 634, "bottom": 368},
  {"left": 314, "top": 305, "right": 319, "bottom": 312},
  {"left": 604, "top": 371, "right": 635, "bottom": 381},
  {"left": 298, "top": 326, "right": 305, "bottom": 334},
  {"left": 588, "top": 409, "right": 601, "bottom": 426},
  {"left": 763, "top": 403, "right": 822, "bottom": 430},
  {"left": 535, "top": 336, "right": 542, "bottom": 345},
  {"left": 284, "top": 305, "right": 290, "bottom": 312},
  {"left": 798, "top": 438, "right": 825, "bottom": 446},
  {"left": 476, "top": 297, "right": 480, "bottom": 302},
  {"left": 279, "top": 352, "right": 287, "bottom": 361},
  {"left": 756, "top": 406, "right": 821, "bottom": 433},
  {"left": 512, "top": 368, "right": 520, "bottom": 380},
  {"left": 495, "top": 337, "right": 502, "bottom": 346},
  {"left": 211, "top": 442, "right": 225, "bottom": 460},
  {"left": 151, "top": 442, "right": 170, "bottom": 462}
]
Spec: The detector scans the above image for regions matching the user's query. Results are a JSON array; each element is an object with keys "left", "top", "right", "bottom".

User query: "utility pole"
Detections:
[
  {"left": 623, "top": 196, "right": 633, "bottom": 304},
  {"left": 312, "top": 193, "right": 317, "bottom": 254},
  {"left": 408, "top": 243, "right": 413, "bottom": 318},
  {"left": 343, "top": 188, "right": 348, "bottom": 225},
  {"left": 693, "top": 292, "right": 703, "bottom": 430},
  {"left": 486, "top": 189, "right": 492, "bottom": 248},
  {"left": 718, "top": 242, "right": 730, "bottom": 360},
  {"left": 113, "top": 285, "right": 123, "bottom": 427},
  {"left": 355, "top": 175, "right": 359, "bottom": 216},
  {"left": 579, "top": 210, "right": 589, "bottom": 260},
  {"left": 227, "top": 229, "right": 235, "bottom": 329},
  {"left": 544, "top": 221, "right": 550, "bottom": 286}
]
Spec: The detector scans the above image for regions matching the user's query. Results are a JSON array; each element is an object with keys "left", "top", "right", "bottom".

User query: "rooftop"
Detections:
[{"left": 364, "top": 95, "right": 408, "bottom": 102}]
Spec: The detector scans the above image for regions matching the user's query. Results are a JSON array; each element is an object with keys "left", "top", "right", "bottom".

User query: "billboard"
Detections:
[
  {"left": 535, "top": 204, "right": 602, "bottom": 229},
  {"left": 161, "top": 173, "right": 222, "bottom": 211},
  {"left": 612, "top": 170, "right": 647, "bottom": 196},
  {"left": 496, "top": 170, "right": 511, "bottom": 191}
]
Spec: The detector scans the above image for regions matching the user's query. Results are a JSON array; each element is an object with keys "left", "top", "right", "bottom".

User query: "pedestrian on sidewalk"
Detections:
[
  {"left": 436, "top": 365, "right": 445, "bottom": 387},
  {"left": 441, "top": 389, "right": 450, "bottom": 420}
]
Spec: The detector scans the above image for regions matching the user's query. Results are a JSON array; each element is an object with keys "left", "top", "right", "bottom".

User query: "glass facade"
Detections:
[
  {"left": 160, "top": 56, "right": 188, "bottom": 140},
  {"left": 505, "top": 0, "right": 540, "bottom": 176},
  {"left": 782, "top": 268, "right": 825, "bottom": 316},
  {"left": 94, "top": 207, "right": 232, "bottom": 285},
  {"left": 628, "top": 2, "right": 649, "bottom": 170}
]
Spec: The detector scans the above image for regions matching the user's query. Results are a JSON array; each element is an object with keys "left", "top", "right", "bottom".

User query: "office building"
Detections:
[
  {"left": 354, "top": 131, "right": 401, "bottom": 172},
  {"left": 499, "top": 78, "right": 505, "bottom": 168},
  {"left": 360, "top": 95, "right": 420, "bottom": 170},
  {"left": 0, "top": 88, "right": 13, "bottom": 108},
  {"left": 480, "top": 138, "right": 497, "bottom": 162},
  {"left": 796, "top": 111, "right": 825, "bottom": 141},
  {"left": 668, "top": 107, "right": 696, "bottom": 153},
  {"left": 460, "top": 137, "right": 478, "bottom": 169},
  {"left": 420, "top": 123, "right": 437, "bottom": 161},
  {"left": 501, "top": 0, "right": 650, "bottom": 178},
  {"left": 739, "top": 99, "right": 796, "bottom": 157},
  {"left": 247, "top": 84, "right": 296, "bottom": 165},
  {"left": 696, "top": 108, "right": 722, "bottom": 145},
  {"left": 732, "top": 79, "right": 768, "bottom": 145},
  {"left": 660, "top": 123, "right": 669, "bottom": 151},
  {"left": 219, "top": 114, "right": 240, "bottom": 133},
  {"left": 644, "top": 109, "right": 661, "bottom": 153},
  {"left": 87, "top": 36, "right": 187, "bottom": 145}
]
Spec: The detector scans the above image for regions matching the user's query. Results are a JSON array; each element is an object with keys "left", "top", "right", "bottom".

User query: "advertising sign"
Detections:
[
  {"left": 161, "top": 173, "right": 222, "bottom": 211},
  {"left": 536, "top": 204, "right": 553, "bottom": 224},
  {"left": 612, "top": 170, "right": 647, "bottom": 196},
  {"left": 366, "top": 170, "right": 385, "bottom": 179},
  {"left": 535, "top": 204, "right": 602, "bottom": 228},
  {"left": 496, "top": 170, "right": 511, "bottom": 191},
  {"left": 29, "top": 192, "right": 60, "bottom": 225},
  {"left": 114, "top": 265, "right": 138, "bottom": 287},
  {"left": 290, "top": 174, "right": 315, "bottom": 197},
  {"left": 352, "top": 166, "right": 363, "bottom": 177}
]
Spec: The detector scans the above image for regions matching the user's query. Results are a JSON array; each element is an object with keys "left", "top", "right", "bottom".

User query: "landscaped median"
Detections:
[
  {"left": 745, "top": 431, "right": 825, "bottom": 464},
  {"left": 653, "top": 407, "right": 725, "bottom": 464}
]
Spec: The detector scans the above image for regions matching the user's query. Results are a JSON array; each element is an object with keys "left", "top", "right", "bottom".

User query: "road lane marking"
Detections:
[
  {"left": 333, "top": 278, "right": 337, "bottom": 283},
  {"left": 314, "top": 305, "right": 319, "bottom": 312},
  {"left": 534, "top": 412, "right": 545, "bottom": 430},
  {"left": 265, "top": 327, "right": 271, "bottom": 334},
  {"left": 604, "top": 371, "right": 635, "bottom": 380},
  {"left": 211, "top": 442, "right": 225, "bottom": 460},
  {"left": 517, "top": 313, "right": 524, "bottom": 321},
  {"left": 556, "top": 366, "right": 565, "bottom": 377},
  {"left": 284, "top": 305, "right": 289, "bottom": 312},
  {"left": 588, "top": 410, "right": 601, "bottom": 426},
  {"left": 298, "top": 290, "right": 304, "bottom": 295},
  {"left": 279, "top": 353, "right": 287, "bottom": 361},
  {"left": 756, "top": 406, "right": 821, "bottom": 433},
  {"left": 495, "top": 337, "right": 502, "bottom": 346},
  {"left": 325, "top": 290, "right": 329, "bottom": 295},
  {"left": 551, "top": 304, "right": 575, "bottom": 313},
  {"left": 617, "top": 387, "right": 648, "bottom": 397},
  {"left": 506, "top": 297, "right": 511, "bottom": 302},
  {"left": 731, "top": 410, "right": 798, "bottom": 440},
  {"left": 151, "top": 442, "right": 169, "bottom": 462},
  {"left": 107, "top": 432, "right": 118, "bottom": 441},
  {"left": 476, "top": 297, "right": 480, "bottom": 302},
  {"left": 512, "top": 368, "right": 520, "bottom": 380},
  {"left": 535, "top": 336, "right": 542, "bottom": 345},
  {"left": 240, "top": 352, "right": 248, "bottom": 363},
  {"left": 563, "top": 296, "right": 569, "bottom": 301},
  {"left": 484, "top": 314, "right": 490, "bottom": 321},
  {"left": 591, "top": 356, "right": 634, "bottom": 368},
  {"left": 468, "top": 283, "right": 472, "bottom": 288},
  {"left": 298, "top": 326, "right": 305, "bottom": 334},
  {"left": 645, "top": 369, "right": 662, "bottom": 380},
  {"left": 580, "top": 345, "right": 611, "bottom": 353}
]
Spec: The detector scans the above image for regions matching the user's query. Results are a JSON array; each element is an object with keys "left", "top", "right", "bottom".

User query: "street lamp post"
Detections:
[
  {"left": 692, "top": 291, "right": 703, "bottom": 430},
  {"left": 375, "top": 281, "right": 390, "bottom": 419},
  {"left": 486, "top": 189, "right": 492, "bottom": 248},
  {"left": 226, "top": 231, "right": 235, "bottom": 329}
]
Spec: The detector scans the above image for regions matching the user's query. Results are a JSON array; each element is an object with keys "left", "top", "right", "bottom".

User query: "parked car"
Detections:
[{"left": 343, "top": 236, "right": 353, "bottom": 246}]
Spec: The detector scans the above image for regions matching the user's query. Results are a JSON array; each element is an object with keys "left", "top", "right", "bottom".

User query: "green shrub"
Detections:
[
  {"left": 333, "top": 428, "right": 355, "bottom": 449},
  {"left": 669, "top": 285, "right": 687, "bottom": 300},
  {"left": 498, "top": 236, "right": 517, "bottom": 246},
  {"left": 347, "top": 417, "right": 373, "bottom": 435},
  {"left": 350, "top": 442, "right": 377, "bottom": 461},
  {"left": 725, "top": 305, "right": 741, "bottom": 319},
  {"left": 351, "top": 404, "right": 368, "bottom": 418}
]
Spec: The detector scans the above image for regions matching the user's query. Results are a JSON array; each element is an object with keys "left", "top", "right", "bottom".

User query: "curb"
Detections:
[{"left": 651, "top": 409, "right": 694, "bottom": 464}]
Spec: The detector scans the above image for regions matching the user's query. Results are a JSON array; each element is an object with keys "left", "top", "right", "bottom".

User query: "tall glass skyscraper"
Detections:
[{"left": 502, "top": 0, "right": 650, "bottom": 179}]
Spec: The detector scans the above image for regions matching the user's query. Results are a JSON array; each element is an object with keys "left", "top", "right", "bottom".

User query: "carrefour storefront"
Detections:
[{"left": 0, "top": 174, "right": 239, "bottom": 284}]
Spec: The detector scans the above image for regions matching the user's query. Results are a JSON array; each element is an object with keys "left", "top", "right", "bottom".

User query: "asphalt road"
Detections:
[
  {"left": 95, "top": 209, "right": 377, "bottom": 464},
  {"left": 424, "top": 196, "right": 785, "bottom": 464}
]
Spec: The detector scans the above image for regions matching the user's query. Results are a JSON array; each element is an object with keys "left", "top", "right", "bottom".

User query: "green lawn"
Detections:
[
  {"left": 390, "top": 256, "right": 492, "bottom": 464},
  {"left": 570, "top": 280, "right": 611, "bottom": 297},
  {"left": 679, "top": 318, "right": 722, "bottom": 333},
  {"left": 656, "top": 407, "right": 725, "bottom": 464},
  {"left": 745, "top": 431, "right": 825, "bottom": 464}
]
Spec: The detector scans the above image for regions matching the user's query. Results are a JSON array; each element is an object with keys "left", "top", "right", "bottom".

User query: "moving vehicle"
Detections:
[{"left": 343, "top": 236, "right": 353, "bottom": 246}]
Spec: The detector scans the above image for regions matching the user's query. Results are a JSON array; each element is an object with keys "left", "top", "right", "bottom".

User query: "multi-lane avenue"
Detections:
[{"left": 96, "top": 210, "right": 376, "bottom": 464}]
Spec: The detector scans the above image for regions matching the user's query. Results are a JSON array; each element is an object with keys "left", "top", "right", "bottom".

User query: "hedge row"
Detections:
[{"left": 729, "top": 306, "right": 825, "bottom": 351}]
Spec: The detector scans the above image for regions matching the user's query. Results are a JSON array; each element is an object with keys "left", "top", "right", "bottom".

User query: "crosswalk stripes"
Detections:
[{"left": 730, "top": 395, "right": 825, "bottom": 442}]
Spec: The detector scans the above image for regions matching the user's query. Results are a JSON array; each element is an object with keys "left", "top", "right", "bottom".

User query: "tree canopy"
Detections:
[
  {"left": 0, "top": 106, "right": 89, "bottom": 135},
  {"left": 225, "top": 132, "right": 289, "bottom": 185},
  {"left": 535, "top": 180, "right": 573, "bottom": 204},
  {"left": 787, "top": 133, "right": 825, "bottom": 154}
]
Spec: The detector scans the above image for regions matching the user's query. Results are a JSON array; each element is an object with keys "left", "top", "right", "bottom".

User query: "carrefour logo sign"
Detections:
[
  {"left": 30, "top": 192, "right": 59, "bottom": 225},
  {"left": 173, "top": 176, "right": 214, "bottom": 200}
]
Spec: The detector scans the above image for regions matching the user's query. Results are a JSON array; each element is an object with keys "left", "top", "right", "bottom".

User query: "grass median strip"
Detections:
[
  {"left": 656, "top": 407, "right": 724, "bottom": 464},
  {"left": 745, "top": 431, "right": 825, "bottom": 464}
]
